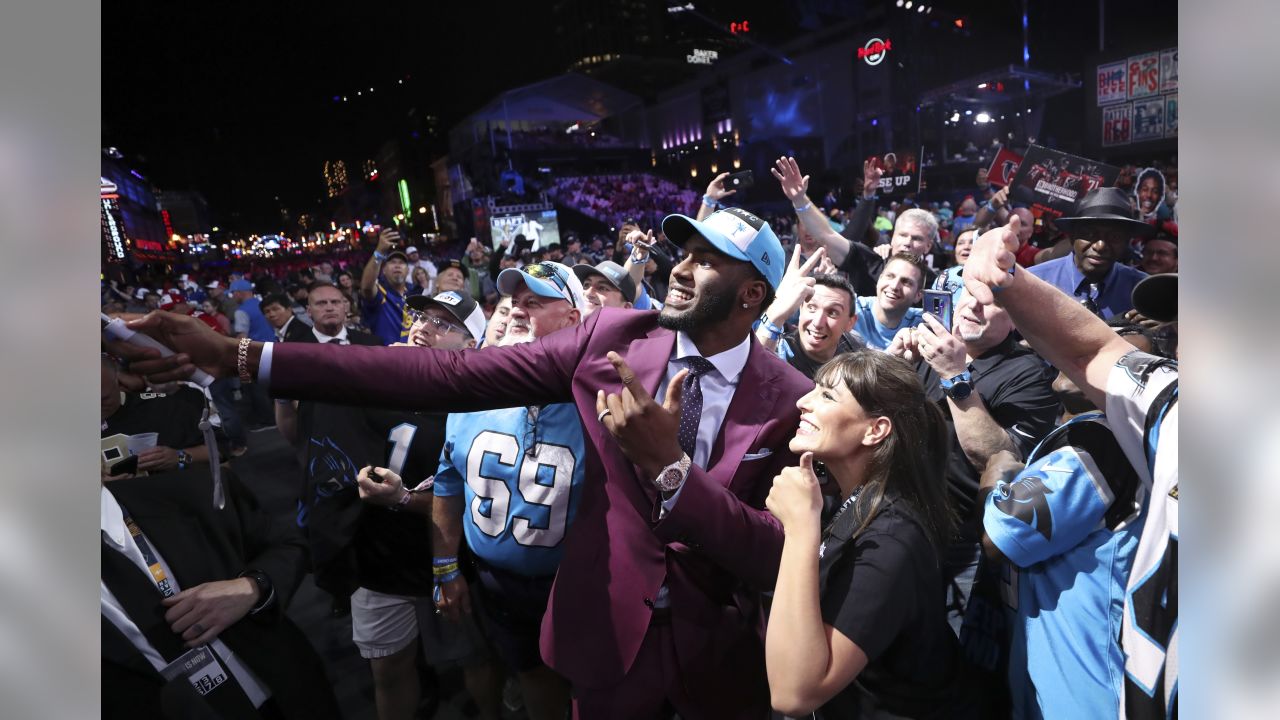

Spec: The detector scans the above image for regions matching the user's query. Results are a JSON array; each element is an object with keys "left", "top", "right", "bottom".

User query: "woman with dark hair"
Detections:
[{"left": 765, "top": 349, "right": 978, "bottom": 718}]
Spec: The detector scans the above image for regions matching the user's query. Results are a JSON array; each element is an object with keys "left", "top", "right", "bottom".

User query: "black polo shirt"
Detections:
[{"left": 916, "top": 335, "right": 1061, "bottom": 537}]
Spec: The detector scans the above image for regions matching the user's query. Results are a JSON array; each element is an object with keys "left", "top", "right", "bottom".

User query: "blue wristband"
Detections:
[
  {"left": 434, "top": 570, "right": 461, "bottom": 585},
  {"left": 702, "top": 195, "right": 717, "bottom": 208},
  {"left": 433, "top": 556, "right": 459, "bottom": 567}
]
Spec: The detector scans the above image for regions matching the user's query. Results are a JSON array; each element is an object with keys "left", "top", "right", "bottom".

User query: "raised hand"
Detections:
[
  {"left": 770, "top": 156, "right": 811, "bottom": 205},
  {"left": 771, "top": 245, "right": 825, "bottom": 318},
  {"left": 765, "top": 452, "right": 823, "bottom": 534},
  {"left": 962, "top": 215, "right": 1022, "bottom": 305},
  {"left": 705, "top": 171, "right": 738, "bottom": 202},
  {"left": 862, "top": 158, "right": 884, "bottom": 198},
  {"left": 377, "top": 227, "right": 400, "bottom": 253},
  {"left": 595, "top": 351, "right": 686, "bottom": 480},
  {"left": 913, "top": 313, "right": 968, "bottom": 379}
]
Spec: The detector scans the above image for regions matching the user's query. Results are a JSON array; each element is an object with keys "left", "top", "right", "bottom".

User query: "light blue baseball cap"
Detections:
[
  {"left": 661, "top": 207, "right": 785, "bottom": 289},
  {"left": 496, "top": 261, "right": 587, "bottom": 311}
]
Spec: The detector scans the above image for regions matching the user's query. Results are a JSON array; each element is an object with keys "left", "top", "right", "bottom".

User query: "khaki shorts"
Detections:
[{"left": 351, "top": 586, "right": 488, "bottom": 667}]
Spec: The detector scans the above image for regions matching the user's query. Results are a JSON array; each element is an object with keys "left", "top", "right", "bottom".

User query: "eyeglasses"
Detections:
[{"left": 407, "top": 309, "right": 466, "bottom": 336}]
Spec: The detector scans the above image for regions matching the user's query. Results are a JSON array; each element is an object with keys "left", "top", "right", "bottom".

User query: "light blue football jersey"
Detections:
[
  {"left": 435, "top": 403, "right": 585, "bottom": 577},
  {"left": 984, "top": 413, "right": 1144, "bottom": 720}
]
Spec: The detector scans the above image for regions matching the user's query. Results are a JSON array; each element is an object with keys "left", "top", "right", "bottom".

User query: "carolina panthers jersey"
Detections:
[
  {"left": 434, "top": 403, "right": 585, "bottom": 577},
  {"left": 984, "top": 413, "right": 1143, "bottom": 720},
  {"left": 301, "top": 403, "right": 446, "bottom": 596},
  {"left": 1107, "top": 352, "right": 1178, "bottom": 720}
]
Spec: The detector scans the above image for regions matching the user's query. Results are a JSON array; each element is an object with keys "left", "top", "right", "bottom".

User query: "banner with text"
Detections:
[
  {"left": 865, "top": 147, "right": 922, "bottom": 197},
  {"left": 1008, "top": 144, "right": 1119, "bottom": 221}
]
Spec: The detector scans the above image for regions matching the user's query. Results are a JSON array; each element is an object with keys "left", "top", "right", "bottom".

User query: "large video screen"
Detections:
[{"left": 489, "top": 209, "right": 561, "bottom": 251}]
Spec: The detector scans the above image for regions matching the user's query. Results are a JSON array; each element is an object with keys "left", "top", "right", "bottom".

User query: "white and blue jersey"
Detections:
[
  {"left": 853, "top": 296, "right": 923, "bottom": 351},
  {"left": 434, "top": 403, "right": 585, "bottom": 578},
  {"left": 1107, "top": 352, "right": 1178, "bottom": 720},
  {"left": 984, "top": 413, "right": 1144, "bottom": 719}
]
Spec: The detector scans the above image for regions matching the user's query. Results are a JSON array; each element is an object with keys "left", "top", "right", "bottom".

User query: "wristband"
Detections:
[
  {"left": 389, "top": 488, "right": 411, "bottom": 512},
  {"left": 984, "top": 202, "right": 997, "bottom": 213},
  {"left": 434, "top": 569, "right": 461, "bottom": 585},
  {"left": 433, "top": 556, "right": 458, "bottom": 567},
  {"left": 759, "top": 312, "right": 783, "bottom": 340},
  {"left": 793, "top": 200, "right": 813, "bottom": 214},
  {"left": 373, "top": 250, "right": 387, "bottom": 263},
  {"left": 702, "top": 194, "right": 717, "bottom": 208},
  {"left": 432, "top": 562, "right": 459, "bottom": 577}
]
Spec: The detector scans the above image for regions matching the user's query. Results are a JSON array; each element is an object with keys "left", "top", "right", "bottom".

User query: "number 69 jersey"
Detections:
[{"left": 434, "top": 403, "right": 586, "bottom": 578}]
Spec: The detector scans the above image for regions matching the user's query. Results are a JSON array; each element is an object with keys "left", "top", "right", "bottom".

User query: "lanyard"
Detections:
[{"left": 122, "top": 511, "right": 177, "bottom": 599}]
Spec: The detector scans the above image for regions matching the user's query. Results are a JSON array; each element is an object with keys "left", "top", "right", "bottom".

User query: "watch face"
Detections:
[{"left": 949, "top": 382, "right": 973, "bottom": 401}]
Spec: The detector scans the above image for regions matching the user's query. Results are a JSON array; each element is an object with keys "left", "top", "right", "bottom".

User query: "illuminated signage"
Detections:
[
  {"left": 858, "top": 38, "right": 892, "bottom": 66},
  {"left": 730, "top": 20, "right": 750, "bottom": 34},
  {"left": 101, "top": 196, "right": 127, "bottom": 262},
  {"left": 398, "top": 179, "right": 412, "bottom": 215},
  {"left": 687, "top": 48, "right": 718, "bottom": 65}
]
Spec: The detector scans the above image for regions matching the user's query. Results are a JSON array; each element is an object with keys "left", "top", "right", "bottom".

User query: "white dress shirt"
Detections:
[
  {"left": 100, "top": 488, "right": 270, "bottom": 707},
  {"left": 311, "top": 326, "right": 350, "bottom": 344}
]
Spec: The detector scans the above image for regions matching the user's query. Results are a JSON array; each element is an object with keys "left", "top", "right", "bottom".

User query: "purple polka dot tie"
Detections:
[{"left": 677, "top": 357, "right": 717, "bottom": 460}]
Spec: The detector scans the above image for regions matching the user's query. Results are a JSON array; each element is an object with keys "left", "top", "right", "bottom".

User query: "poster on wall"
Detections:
[
  {"left": 1103, "top": 103, "right": 1133, "bottom": 147},
  {"left": 1132, "top": 98, "right": 1165, "bottom": 142},
  {"left": 1164, "top": 95, "right": 1178, "bottom": 138},
  {"left": 1097, "top": 61, "right": 1127, "bottom": 105},
  {"left": 1007, "top": 144, "right": 1120, "bottom": 221},
  {"left": 1160, "top": 48, "right": 1178, "bottom": 93},
  {"left": 1127, "top": 52, "right": 1160, "bottom": 100}
]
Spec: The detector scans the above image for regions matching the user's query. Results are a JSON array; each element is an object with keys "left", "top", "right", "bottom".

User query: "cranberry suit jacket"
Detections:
[{"left": 267, "top": 308, "right": 811, "bottom": 708}]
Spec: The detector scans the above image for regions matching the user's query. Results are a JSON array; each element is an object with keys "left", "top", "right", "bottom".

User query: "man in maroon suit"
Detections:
[{"left": 126, "top": 207, "right": 813, "bottom": 719}]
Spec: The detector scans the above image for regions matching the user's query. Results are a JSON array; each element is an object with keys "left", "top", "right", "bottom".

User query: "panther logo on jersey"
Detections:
[
  {"left": 308, "top": 436, "right": 358, "bottom": 499},
  {"left": 995, "top": 475, "right": 1056, "bottom": 540}
]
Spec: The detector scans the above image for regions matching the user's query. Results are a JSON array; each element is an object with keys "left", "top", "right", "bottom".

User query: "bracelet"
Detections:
[
  {"left": 702, "top": 195, "right": 717, "bottom": 208},
  {"left": 793, "top": 200, "right": 813, "bottom": 214},
  {"left": 434, "top": 569, "right": 461, "bottom": 584},
  {"left": 389, "top": 489, "right": 412, "bottom": 512},
  {"left": 433, "top": 556, "right": 458, "bottom": 567},
  {"left": 984, "top": 202, "right": 997, "bottom": 213},
  {"left": 763, "top": 321, "right": 784, "bottom": 339},
  {"left": 630, "top": 250, "right": 650, "bottom": 264},
  {"left": 237, "top": 338, "right": 253, "bottom": 384},
  {"left": 373, "top": 250, "right": 387, "bottom": 263},
  {"left": 432, "top": 562, "right": 460, "bottom": 577}
]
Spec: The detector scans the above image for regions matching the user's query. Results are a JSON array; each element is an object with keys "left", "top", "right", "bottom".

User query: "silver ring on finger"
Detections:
[{"left": 597, "top": 408, "right": 612, "bottom": 423}]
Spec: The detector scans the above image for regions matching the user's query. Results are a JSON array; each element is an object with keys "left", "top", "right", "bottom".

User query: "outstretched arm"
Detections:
[
  {"left": 771, "top": 156, "right": 854, "bottom": 266},
  {"left": 963, "top": 216, "right": 1137, "bottom": 408}
]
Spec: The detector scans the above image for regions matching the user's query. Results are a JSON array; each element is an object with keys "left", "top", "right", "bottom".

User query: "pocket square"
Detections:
[{"left": 741, "top": 449, "right": 773, "bottom": 461}]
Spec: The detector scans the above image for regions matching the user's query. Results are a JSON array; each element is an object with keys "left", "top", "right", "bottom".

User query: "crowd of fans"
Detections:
[
  {"left": 548, "top": 173, "right": 701, "bottom": 231},
  {"left": 100, "top": 141, "right": 1178, "bottom": 720}
]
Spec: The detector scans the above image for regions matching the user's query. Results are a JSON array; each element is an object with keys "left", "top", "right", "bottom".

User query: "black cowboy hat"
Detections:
[{"left": 1053, "top": 187, "right": 1156, "bottom": 237}]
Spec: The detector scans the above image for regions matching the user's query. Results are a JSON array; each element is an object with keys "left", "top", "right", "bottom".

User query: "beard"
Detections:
[
  {"left": 499, "top": 326, "right": 535, "bottom": 346},
  {"left": 657, "top": 284, "right": 737, "bottom": 333}
]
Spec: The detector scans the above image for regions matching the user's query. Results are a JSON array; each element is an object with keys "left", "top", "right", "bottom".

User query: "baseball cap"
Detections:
[
  {"left": 497, "top": 261, "right": 587, "bottom": 311},
  {"left": 440, "top": 259, "right": 469, "bottom": 279},
  {"left": 158, "top": 291, "right": 186, "bottom": 311},
  {"left": 134, "top": 287, "right": 151, "bottom": 300},
  {"left": 405, "top": 246, "right": 419, "bottom": 254},
  {"left": 661, "top": 207, "right": 785, "bottom": 289},
  {"left": 406, "top": 290, "right": 487, "bottom": 339},
  {"left": 384, "top": 250, "right": 410, "bottom": 264},
  {"left": 572, "top": 261, "right": 636, "bottom": 302},
  {"left": 229, "top": 279, "right": 254, "bottom": 292},
  {"left": 205, "top": 280, "right": 224, "bottom": 290}
]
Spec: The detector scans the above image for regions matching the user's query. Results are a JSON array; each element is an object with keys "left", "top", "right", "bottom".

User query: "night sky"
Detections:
[{"left": 103, "top": 2, "right": 1173, "bottom": 230}]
